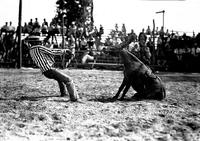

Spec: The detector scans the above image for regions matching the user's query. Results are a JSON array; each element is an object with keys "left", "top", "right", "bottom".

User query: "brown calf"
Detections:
[{"left": 112, "top": 49, "right": 166, "bottom": 101}]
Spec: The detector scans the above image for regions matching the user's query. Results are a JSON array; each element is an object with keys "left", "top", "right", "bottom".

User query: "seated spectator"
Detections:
[
  {"left": 53, "top": 24, "right": 60, "bottom": 35},
  {"left": 87, "top": 34, "right": 95, "bottom": 49},
  {"left": 79, "top": 36, "right": 88, "bottom": 50},
  {"left": 81, "top": 49, "right": 95, "bottom": 64},
  {"left": 81, "top": 35, "right": 97, "bottom": 64},
  {"left": 104, "top": 36, "right": 113, "bottom": 46}
]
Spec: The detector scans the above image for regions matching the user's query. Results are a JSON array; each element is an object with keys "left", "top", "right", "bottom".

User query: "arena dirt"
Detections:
[{"left": 0, "top": 68, "right": 200, "bottom": 141}]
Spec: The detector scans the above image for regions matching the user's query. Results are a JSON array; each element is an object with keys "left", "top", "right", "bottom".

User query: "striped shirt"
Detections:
[{"left": 29, "top": 45, "right": 65, "bottom": 72}]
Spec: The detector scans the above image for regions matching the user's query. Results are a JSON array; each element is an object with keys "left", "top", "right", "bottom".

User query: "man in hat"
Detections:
[{"left": 25, "top": 36, "right": 79, "bottom": 102}]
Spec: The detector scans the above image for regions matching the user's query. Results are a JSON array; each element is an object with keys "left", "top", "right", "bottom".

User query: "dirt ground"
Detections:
[{"left": 0, "top": 68, "right": 200, "bottom": 141}]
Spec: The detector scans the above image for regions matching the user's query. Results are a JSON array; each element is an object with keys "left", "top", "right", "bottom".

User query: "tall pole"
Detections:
[
  {"left": 156, "top": 10, "right": 165, "bottom": 30},
  {"left": 152, "top": 19, "right": 156, "bottom": 65},
  {"left": 61, "top": 0, "right": 66, "bottom": 69},
  {"left": 162, "top": 10, "right": 165, "bottom": 30},
  {"left": 17, "top": 0, "right": 22, "bottom": 68}
]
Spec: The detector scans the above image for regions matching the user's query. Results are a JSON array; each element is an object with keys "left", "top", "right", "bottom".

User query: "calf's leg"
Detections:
[
  {"left": 112, "top": 78, "right": 127, "bottom": 100},
  {"left": 119, "top": 82, "right": 131, "bottom": 100}
]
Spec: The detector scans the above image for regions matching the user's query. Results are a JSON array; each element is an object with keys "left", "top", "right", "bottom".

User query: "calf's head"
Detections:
[{"left": 120, "top": 49, "right": 145, "bottom": 70}]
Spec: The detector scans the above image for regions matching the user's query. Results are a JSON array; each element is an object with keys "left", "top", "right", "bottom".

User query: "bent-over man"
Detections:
[{"left": 25, "top": 37, "right": 79, "bottom": 102}]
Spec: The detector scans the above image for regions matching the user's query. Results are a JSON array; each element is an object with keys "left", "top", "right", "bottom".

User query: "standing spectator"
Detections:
[
  {"left": 121, "top": 23, "right": 127, "bottom": 37},
  {"left": 154, "top": 27, "right": 159, "bottom": 35},
  {"left": 22, "top": 22, "right": 31, "bottom": 35},
  {"left": 146, "top": 25, "right": 151, "bottom": 35},
  {"left": 99, "top": 24, "right": 104, "bottom": 39},
  {"left": 165, "top": 29, "right": 170, "bottom": 37},
  {"left": 1, "top": 22, "right": 9, "bottom": 33},
  {"left": 128, "top": 29, "right": 137, "bottom": 42},
  {"left": 115, "top": 23, "right": 119, "bottom": 32},
  {"left": 28, "top": 19, "right": 33, "bottom": 32},
  {"left": 146, "top": 37, "right": 154, "bottom": 56},
  {"left": 42, "top": 18, "right": 48, "bottom": 27},
  {"left": 32, "top": 18, "right": 41, "bottom": 35},
  {"left": 159, "top": 26, "right": 164, "bottom": 39},
  {"left": 33, "top": 18, "right": 40, "bottom": 29},
  {"left": 41, "top": 19, "right": 48, "bottom": 35},
  {"left": 7, "top": 21, "right": 15, "bottom": 34},
  {"left": 138, "top": 28, "right": 147, "bottom": 47}
]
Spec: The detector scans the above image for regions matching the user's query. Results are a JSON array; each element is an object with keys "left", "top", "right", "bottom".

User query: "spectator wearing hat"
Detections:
[{"left": 25, "top": 37, "right": 79, "bottom": 102}]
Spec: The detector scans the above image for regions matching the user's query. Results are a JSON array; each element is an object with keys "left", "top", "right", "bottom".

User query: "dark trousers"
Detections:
[{"left": 43, "top": 69, "right": 78, "bottom": 101}]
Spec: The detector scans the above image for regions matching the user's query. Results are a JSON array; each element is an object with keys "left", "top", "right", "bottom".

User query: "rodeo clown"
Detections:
[{"left": 24, "top": 36, "right": 79, "bottom": 102}]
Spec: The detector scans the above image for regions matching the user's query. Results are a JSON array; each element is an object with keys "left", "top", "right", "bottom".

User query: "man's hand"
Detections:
[
  {"left": 64, "top": 49, "right": 72, "bottom": 54},
  {"left": 64, "top": 49, "right": 74, "bottom": 59}
]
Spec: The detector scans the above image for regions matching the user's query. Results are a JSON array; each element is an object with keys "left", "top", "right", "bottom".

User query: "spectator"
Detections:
[
  {"left": 146, "top": 37, "right": 154, "bottom": 55},
  {"left": 154, "top": 27, "right": 159, "bottom": 35},
  {"left": 115, "top": 23, "right": 119, "bottom": 32},
  {"left": 121, "top": 23, "right": 127, "bottom": 36},
  {"left": 68, "top": 22, "right": 77, "bottom": 38},
  {"left": 159, "top": 26, "right": 164, "bottom": 38},
  {"left": 33, "top": 18, "right": 40, "bottom": 29},
  {"left": 87, "top": 34, "right": 95, "bottom": 49},
  {"left": 99, "top": 24, "right": 104, "bottom": 39},
  {"left": 146, "top": 25, "right": 151, "bottom": 35},
  {"left": 1, "top": 22, "right": 9, "bottom": 33},
  {"left": 28, "top": 19, "right": 33, "bottom": 32},
  {"left": 7, "top": 22, "right": 15, "bottom": 33},
  {"left": 22, "top": 22, "right": 30, "bottom": 35},
  {"left": 138, "top": 28, "right": 147, "bottom": 47},
  {"left": 42, "top": 18, "right": 48, "bottom": 27},
  {"left": 128, "top": 29, "right": 137, "bottom": 42},
  {"left": 78, "top": 37, "right": 86, "bottom": 50},
  {"left": 104, "top": 36, "right": 113, "bottom": 46},
  {"left": 165, "top": 29, "right": 170, "bottom": 37},
  {"left": 41, "top": 18, "right": 48, "bottom": 35}
]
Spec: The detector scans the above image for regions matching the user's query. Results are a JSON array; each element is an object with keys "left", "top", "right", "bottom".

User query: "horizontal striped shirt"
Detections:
[{"left": 29, "top": 45, "right": 65, "bottom": 72}]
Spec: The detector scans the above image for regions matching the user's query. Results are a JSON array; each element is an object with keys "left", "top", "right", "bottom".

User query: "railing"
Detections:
[{"left": 55, "top": 50, "right": 123, "bottom": 70}]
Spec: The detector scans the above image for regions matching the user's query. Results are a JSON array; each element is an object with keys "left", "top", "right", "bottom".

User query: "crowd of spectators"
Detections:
[{"left": 1, "top": 19, "right": 200, "bottom": 71}]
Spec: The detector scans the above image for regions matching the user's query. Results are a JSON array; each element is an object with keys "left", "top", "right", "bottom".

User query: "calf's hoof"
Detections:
[
  {"left": 118, "top": 97, "right": 125, "bottom": 101},
  {"left": 110, "top": 96, "right": 118, "bottom": 101}
]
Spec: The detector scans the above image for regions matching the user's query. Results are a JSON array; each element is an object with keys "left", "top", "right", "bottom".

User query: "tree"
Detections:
[{"left": 54, "top": 0, "right": 93, "bottom": 29}]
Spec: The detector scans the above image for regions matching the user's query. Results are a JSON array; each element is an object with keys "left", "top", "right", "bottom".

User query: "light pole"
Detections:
[
  {"left": 156, "top": 10, "right": 165, "bottom": 30},
  {"left": 17, "top": 0, "right": 22, "bottom": 68}
]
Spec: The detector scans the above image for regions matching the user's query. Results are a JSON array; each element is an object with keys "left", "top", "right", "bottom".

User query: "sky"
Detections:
[{"left": 0, "top": 0, "right": 199, "bottom": 36}]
